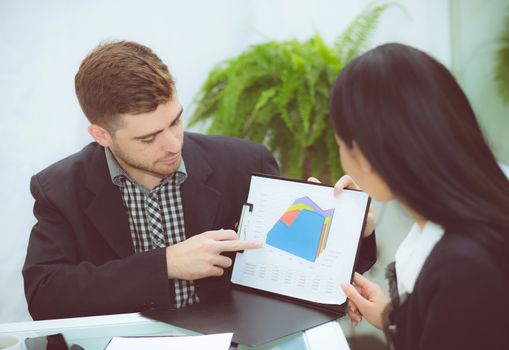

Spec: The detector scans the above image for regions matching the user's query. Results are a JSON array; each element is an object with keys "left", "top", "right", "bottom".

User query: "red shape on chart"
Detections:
[{"left": 280, "top": 210, "right": 301, "bottom": 227}]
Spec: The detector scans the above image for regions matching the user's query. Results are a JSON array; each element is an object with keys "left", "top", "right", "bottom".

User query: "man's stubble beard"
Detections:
[{"left": 109, "top": 143, "right": 181, "bottom": 179}]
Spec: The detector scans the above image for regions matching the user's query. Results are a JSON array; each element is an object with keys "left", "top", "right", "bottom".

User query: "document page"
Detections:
[
  {"left": 231, "top": 175, "right": 370, "bottom": 305},
  {"left": 105, "top": 333, "right": 234, "bottom": 350}
]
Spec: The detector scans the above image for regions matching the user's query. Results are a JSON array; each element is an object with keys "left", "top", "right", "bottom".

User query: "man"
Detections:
[
  {"left": 23, "top": 41, "right": 279, "bottom": 320},
  {"left": 23, "top": 41, "right": 376, "bottom": 320}
]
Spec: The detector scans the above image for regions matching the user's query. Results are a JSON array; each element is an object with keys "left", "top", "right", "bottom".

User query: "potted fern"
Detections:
[{"left": 190, "top": 5, "right": 389, "bottom": 183}]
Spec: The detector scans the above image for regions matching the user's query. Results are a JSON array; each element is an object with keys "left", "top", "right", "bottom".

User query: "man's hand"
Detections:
[
  {"left": 307, "top": 175, "right": 374, "bottom": 237},
  {"left": 341, "top": 272, "right": 390, "bottom": 329},
  {"left": 165, "top": 229, "right": 262, "bottom": 280}
]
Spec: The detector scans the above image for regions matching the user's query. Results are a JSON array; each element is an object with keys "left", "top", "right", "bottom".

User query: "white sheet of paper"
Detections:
[
  {"left": 231, "top": 175, "right": 369, "bottom": 305},
  {"left": 104, "top": 333, "right": 233, "bottom": 350},
  {"left": 306, "top": 321, "right": 351, "bottom": 350}
]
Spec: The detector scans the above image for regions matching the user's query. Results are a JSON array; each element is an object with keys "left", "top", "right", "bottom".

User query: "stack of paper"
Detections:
[{"left": 104, "top": 333, "right": 233, "bottom": 350}]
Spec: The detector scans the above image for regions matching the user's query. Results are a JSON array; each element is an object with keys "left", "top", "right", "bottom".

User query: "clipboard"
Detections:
[{"left": 142, "top": 173, "right": 371, "bottom": 347}]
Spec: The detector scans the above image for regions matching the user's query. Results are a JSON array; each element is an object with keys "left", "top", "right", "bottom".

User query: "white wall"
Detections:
[
  {"left": 0, "top": 0, "right": 450, "bottom": 326},
  {"left": 450, "top": 0, "right": 509, "bottom": 165}
]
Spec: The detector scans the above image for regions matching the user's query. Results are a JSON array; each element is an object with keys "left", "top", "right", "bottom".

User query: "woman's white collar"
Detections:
[{"left": 395, "top": 221, "right": 445, "bottom": 296}]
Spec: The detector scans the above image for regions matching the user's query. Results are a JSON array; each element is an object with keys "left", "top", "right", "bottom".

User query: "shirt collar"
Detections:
[
  {"left": 395, "top": 221, "right": 445, "bottom": 297},
  {"left": 104, "top": 147, "right": 187, "bottom": 190}
]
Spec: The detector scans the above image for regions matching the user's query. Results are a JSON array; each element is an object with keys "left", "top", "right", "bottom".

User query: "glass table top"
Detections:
[{"left": 0, "top": 313, "right": 346, "bottom": 350}]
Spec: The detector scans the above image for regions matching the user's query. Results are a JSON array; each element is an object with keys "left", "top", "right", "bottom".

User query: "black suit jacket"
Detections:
[
  {"left": 24, "top": 132, "right": 376, "bottom": 320},
  {"left": 23, "top": 133, "right": 279, "bottom": 319},
  {"left": 387, "top": 232, "right": 509, "bottom": 349}
]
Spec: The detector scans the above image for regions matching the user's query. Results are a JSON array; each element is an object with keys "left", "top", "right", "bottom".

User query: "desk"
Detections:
[{"left": 0, "top": 313, "right": 350, "bottom": 349}]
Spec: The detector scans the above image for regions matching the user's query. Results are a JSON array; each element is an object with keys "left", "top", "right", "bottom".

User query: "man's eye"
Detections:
[
  {"left": 141, "top": 136, "right": 156, "bottom": 144},
  {"left": 172, "top": 117, "right": 181, "bottom": 127}
]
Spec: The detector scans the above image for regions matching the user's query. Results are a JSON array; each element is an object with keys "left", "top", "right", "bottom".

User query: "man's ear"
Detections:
[
  {"left": 352, "top": 141, "right": 373, "bottom": 174},
  {"left": 88, "top": 124, "right": 111, "bottom": 147}
]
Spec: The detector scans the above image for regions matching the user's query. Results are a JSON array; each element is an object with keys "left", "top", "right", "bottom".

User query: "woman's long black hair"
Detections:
[{"left": 330, "top": 43, "right": 509, "bottom": 276}]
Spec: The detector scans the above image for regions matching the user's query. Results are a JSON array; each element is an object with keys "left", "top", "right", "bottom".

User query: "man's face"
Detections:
[{"left": 108, "top": 98, "right": 184, "bottom": 180}]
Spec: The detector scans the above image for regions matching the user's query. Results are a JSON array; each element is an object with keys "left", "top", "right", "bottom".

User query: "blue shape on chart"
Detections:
[{"left": 266, "top": 209, "right": 325, "bottom": 262}]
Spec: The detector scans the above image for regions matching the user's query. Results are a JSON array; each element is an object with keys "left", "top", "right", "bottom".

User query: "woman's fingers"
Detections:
[
  {"left": 352, "top": 272, "right": 379, "bottom": 295},
  {"left": 307, "top": 177, "right": 321, "bottom": 184},
  {"left": 341, "top": 282, "right": 370, "bottom": 312},
  {"left": 342, "top": 277, "right": 389, "bottom": 330},
  {"left": 347, "top": 301, "right": 362, "bottom": 326},
  {"left": 334, "top": 175, "right": 360, "bottom": 197}
]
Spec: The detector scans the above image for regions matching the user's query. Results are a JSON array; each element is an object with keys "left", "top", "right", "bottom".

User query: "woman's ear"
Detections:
[
  {"left": 352, "top": 141, "right": 373, "bottom": 174},
  {"left": 88, "top": 124, "right": 111, "bottom": 147}
]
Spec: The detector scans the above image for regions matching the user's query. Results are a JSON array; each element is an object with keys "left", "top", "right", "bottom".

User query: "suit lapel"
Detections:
[
  {"left": 84, "top": 145, "right": 134, "bottom": 258},
  {"left": 82, "top": 136, "right": 222, "bottom": 254},
  {"left": 181, "top": 134, "right": 222, "bottom": 238}
]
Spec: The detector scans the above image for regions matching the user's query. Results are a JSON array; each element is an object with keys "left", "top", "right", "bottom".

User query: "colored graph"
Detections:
[{"left": 266, "top": 197, "right": 335, "bottom": 262}]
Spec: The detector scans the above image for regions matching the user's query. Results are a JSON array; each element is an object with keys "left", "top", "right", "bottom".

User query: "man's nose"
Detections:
[{"left": 160, "top": 130, "right": 181, "bottom": 153}]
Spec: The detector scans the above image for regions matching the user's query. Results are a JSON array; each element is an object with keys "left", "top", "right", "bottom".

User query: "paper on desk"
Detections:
[
  {"left": 104, "top": 332, "right": 233, "bottom": 350},
  {"left": 306, "top": 321, "right": 351, "bottom": 350}
]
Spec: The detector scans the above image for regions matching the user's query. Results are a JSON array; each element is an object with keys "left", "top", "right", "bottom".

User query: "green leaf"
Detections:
[{"left": 495, "top": 11, "right": 509, "bottom": 104}]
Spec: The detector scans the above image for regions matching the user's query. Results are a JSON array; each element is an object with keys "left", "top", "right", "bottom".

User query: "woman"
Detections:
[{"left": 331, "top": 43, "right": 509, "bottom": 349}]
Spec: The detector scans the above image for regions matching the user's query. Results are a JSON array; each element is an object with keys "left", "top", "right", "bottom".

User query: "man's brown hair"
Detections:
[{"left": 75, "top": 40, "right": 175, "bottom": 131}]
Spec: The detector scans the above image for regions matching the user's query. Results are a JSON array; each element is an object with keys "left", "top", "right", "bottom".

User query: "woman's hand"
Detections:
[
  {"left": 346, "top": 283, "right": 364, "bottom": 326},
  {"left": 341, "top": 272, "right": 390, "bottom": 329},
  {"left": 307, "top": 175, "right": 374, "bottom": 237}
]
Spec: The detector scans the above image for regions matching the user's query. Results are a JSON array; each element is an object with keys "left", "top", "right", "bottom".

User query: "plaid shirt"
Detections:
[{"left": 105, "top": 148, "right": 199, "bottom": 309}]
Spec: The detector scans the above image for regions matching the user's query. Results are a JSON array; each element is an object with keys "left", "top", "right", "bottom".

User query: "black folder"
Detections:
[
  {"left": 141, "top": 287, "right": 343, "bottom": 347},
  {"left": 142, "top": 174, "right": 370, "bottom": 347}
]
